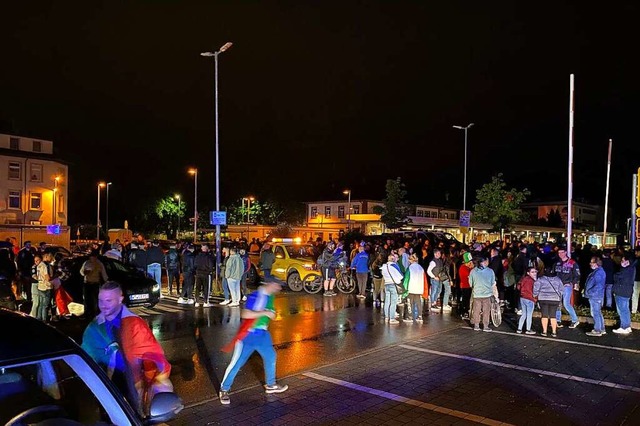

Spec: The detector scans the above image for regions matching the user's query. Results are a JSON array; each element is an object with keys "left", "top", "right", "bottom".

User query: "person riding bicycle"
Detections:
[{"left": 318, "top": 241, "right": 339, "bottom": 296}]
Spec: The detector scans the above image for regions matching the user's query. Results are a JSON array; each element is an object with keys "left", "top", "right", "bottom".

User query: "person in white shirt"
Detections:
[
  {"left": 406, "top": 254, "right": 427, "bottom": 323},
  {"left": 380, "top": 254, "right": 404, "bottom": 325}
]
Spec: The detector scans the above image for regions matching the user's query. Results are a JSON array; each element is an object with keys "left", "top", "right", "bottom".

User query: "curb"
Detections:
[{"left": 531, "top": 311, "right": 640, "bottom": 329}]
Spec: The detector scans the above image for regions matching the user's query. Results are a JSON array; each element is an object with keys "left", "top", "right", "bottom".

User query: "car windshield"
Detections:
[
  {"left": 285, "top": 245, "right": 315, "bottom": 259},
  {"left": 0, "top": 354, "right": 131, "bottom": 425}
]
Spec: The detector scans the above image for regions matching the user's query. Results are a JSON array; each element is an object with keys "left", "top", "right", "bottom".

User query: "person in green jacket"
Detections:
[{"left": 469, "top": 255, "right": 498, "bottom": 332}]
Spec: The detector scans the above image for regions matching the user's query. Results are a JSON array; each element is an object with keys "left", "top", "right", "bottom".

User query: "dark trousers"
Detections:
[
  {"left": 460, "top": 288, "right": 472, "bottom": 315},
  {"left": 167, "top": 268, "right": 181, "bottom": 293},
  {"left": 195, "top": 274, "right": 210, "bottom": 303},
  {"left": 83, "top": 282, "right": 100, "bottom": 318},
  {"left": 181, "top": 273, "right": 194, "bottom": 299}
]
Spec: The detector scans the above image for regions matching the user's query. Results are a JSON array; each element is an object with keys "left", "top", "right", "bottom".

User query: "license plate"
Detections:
[{"left": 130, "top": 294, "right": 149, "bottom": 301}]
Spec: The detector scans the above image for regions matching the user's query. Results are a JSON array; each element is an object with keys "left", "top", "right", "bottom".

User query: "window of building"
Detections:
[
  {"left": 32, "top": 140, "right": 42, "bottom": 152},
  {"left": 324, "top": 206, "right": 331, "bottom": 218},
  {"left": 353, "top": 205, "right": 360, "bottom": 214},
  {"left": 338, "top": 206, "right": 345, "bottom": 219},
  {"left": 8, "top": 190, "right": 21, "bottom": 209},
  {"left": 444, "top": 213, "right": 449, "bottom": 219},
  {"left": 30, "top": 163, "right": 43, "bottom": 182},
  {"left": 9, "top": 137, "right": 19, "bottom": 150},
  {"left": 8, "top": 162, "right": 21, "bottom": 180},
  {"left": 30, "top": 192, "right": 42, "bottom": 210},
  {"left": 416, "top": 210, "right": 424, "bottom": 217},
  {"left": 310, "top": 206, "right": 318, "bottom": 218},
  {"left": 424, "top": 211, "right": 431, "bottom": 218}
]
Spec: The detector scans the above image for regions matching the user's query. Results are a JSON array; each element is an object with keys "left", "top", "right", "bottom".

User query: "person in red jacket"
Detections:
[
  {"left": 517, "top": 266, "right": 537, "bottom": 334},
  {"left": 458, "top": 252, "right": 474, "bottom": 319}
]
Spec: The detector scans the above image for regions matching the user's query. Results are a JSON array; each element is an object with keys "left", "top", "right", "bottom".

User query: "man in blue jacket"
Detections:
[
  {"left": 350, "top": 243, "right": 369, "bottom": 299},
  {"left": 584, "top": 255, "right": 606, "bottom": 336}
]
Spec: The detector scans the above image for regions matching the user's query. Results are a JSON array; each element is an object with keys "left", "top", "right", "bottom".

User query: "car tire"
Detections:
[
  {"left": 287, "top": 272, "right": 304, "bottom": 292},
  {"left": 303, "top": 274, "right": 322, "bottom": 294}
]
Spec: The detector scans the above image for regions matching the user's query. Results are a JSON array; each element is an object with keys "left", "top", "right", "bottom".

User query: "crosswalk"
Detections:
[{"left": 129, "top": 293, "right": 225, "bottom": 317}]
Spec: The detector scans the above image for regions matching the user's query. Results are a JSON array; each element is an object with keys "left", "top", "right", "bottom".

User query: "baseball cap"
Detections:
[{"left": 463, "top": 252, "right": 473, "bottom": 263}]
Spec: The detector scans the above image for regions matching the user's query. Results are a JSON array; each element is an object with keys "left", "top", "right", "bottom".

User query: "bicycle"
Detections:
[{"left": 335, "top": 265, "right": 356, "bottom": 294}]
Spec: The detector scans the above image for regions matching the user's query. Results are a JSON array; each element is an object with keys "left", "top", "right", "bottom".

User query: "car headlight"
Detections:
[
  {"left": 152, "top": 284, "right": 160, "bottom": 292},
  {"left": 302, "top": 263, "right": 314, "bottom": 270}
]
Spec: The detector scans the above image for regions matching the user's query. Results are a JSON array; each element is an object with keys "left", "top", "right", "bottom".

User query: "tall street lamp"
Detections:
[
  {"left": 343, "top": 189, "right": 352, "bottom": 232},
  {"left": 105, "top": 182, "right": 112, "bottom": 236},
  {"left": 53, "top": 176, "right": 60, "bottom": 224},
  {"left": 188, "top": 169, "right": 198, "bottom": 243},
  {"left": 452, "top": 123, "right": 474, "bottom": 212},
  {"left": 201, "top": 41, "right": 233, "bottom": 276},
  {"left": 175, "top": 194, "right": 181, "bottom": 239},
  {"left": 453, "top": 123, "right": 474, "bottom": 244},
  {"left": 242, "top": 196, "right": 255, "bottom": 223},
  {"left": 97, "top": 182, "right": 106, "bottom": 240}
]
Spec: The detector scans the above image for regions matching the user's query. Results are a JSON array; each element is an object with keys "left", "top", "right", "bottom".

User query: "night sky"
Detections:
[{"left": 2, "top": 2, "right": 639, "bottom": 228}]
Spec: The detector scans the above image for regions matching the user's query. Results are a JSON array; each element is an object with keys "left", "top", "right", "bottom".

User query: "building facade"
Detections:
[{"left": 0, "top": 133, "right": 69, "bottom": 246}]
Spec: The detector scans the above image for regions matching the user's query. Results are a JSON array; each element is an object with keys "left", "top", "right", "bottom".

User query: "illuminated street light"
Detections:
[
  {"left": 175, "top": 194, "right": 181, "bottom": 239},
  {"left": 105, "top": 182, "right": 112, "bottom": 236},
  {"left": 188, "top": 168, "right": 198, "bottom": 242},
  {"left": 97, "top": 182, "right": 106, "bottom": 240},
  {"left": 343, "top": 189, "right": 351, "bottom": 232},
  {"left": 201, "top": 41, "right": 233, "bottom": 278},
  {"left": 453, "top": 123, "right": 474, "bottom": 244}
]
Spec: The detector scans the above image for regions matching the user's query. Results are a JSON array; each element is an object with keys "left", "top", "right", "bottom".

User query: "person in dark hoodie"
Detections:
[
  {"left": 601, "top": 250, "right": 615, "bottom": 310},
  {"left": 612, "top": 253, "right": 636, "bottom": 335}
]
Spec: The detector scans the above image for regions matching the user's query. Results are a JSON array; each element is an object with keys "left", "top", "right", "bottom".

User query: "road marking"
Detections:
[
  {"left": 461, "top": 327, "right": 640, "bottom": 354},
  {"left": 152, "top": 304, "right": 182, "bottom": 313},
  {"left": 399, "top": 345, "right": 640, "bottom": 393},
  {"left": 303, "top": 371, "right": 513, "bottom": 425}
]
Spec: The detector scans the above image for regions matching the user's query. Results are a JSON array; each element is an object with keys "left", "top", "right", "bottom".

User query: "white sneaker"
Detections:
[
  {"left": 219, "top": 300, "right": 231, "bottom": 306},
  {"left": 177, "top": 297, "right": 187, "bottom": 304},
  {"left": 613, "top": 327, "right": 625, "bottom": 334},
  {"left": 516, "top": 309, "right": 523, "bottom": 315},
  {"left": 194, "top": 302, "right": 200, "bottom": 308},
  {"left": 186, "top": 299, "right": 195, "bottom": 305},
  {"left": 229, "top": 302, "right": 240, "bottom": 307},
  {"left": 203, "top": 302, "right": 212, "bottom": 308},
  {"left": 442, "top": 306, "right": 452, "bottom": 312},
  {"left": 415, "top": 317, "right": 423, "bottom": 323},
  {"left": 389, "top": 319, "right": 400, "bottom": 324},
  {"left": 242, "top": 295, "right": 247, "bottom": 302}
]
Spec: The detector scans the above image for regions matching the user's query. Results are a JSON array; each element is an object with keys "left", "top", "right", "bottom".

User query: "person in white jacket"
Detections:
[
  {"left": 380, "top": 254, "right": 404, "bottom": 325},
  {"left": 406, "top": 254, "right": 427, "bottom": 323}
]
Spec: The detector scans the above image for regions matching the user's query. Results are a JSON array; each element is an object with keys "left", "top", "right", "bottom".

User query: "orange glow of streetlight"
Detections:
[{"left": 98, "top": 182, "right": 106, "bottom": 188}]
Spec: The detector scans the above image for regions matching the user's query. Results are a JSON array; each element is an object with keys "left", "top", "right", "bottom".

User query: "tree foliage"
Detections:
[
  {"left": 372, "top": 177, "right": 412, "bottom": 231},
  {"left": 134, "top": 196, "right": 185, "bottom": 238},
  {"left": 226, "top": 199, "right": 305, "bottom": 226},
  {"left": 472, "top": 173, "right": 530, "bottom": 231}
]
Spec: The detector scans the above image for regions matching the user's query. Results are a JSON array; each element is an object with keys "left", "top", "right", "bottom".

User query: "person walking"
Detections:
[
  {"left": 381, "top": 254, "right": 403, "bottom": 325},
  {"left": 612, "top": 253, "right": 635, "bottom": 335},
  {"left": 469, "top": 255, "right": 497, "bottom": 332},
  {"left": 219, "top": 280, "right": 288, "bottom": 405},
  {"left": 584, "top": 255, "right": 607, "bottom": 336},
  {"left": 350, "top": 243, "right": 370, "bottom": 299},
  {"left": 533, "top": 268, "right": 564, "bottom": 337},
  {"left": 82, "top": 281, "right": 175, "bottom": 416},
  {"left": 516, "top": 267, "right": 538, "bottom": 334},
  {"left": 225, "top": 247, "right": 244, "bottom": 307}
]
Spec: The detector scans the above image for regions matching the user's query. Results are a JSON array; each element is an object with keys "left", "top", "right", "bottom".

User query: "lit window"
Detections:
[
  {"left": 10, "top": 137, "right": 19, "bottom": 150},
  {"left": 417, "top": 210, "right": 424, "bottom": 217},
  {"left": 30, "top": 163, "right": 43, "bottom": 182},
  {"left": 30, "top": 193, "right": 42, "bottom": 210},
  {"left": 8, "top": 191, "right": 21, "bottom": 209},
  {"left": 425, "top": 211, "right": 430, "bottom": 218},
  {"left": 310, "top": 207, "right": 318, "bottom": 218},
  {"left": 324, "top": 206, "right": 331, "bottom": 218},
  {"left": 8, "top": 162, "right": 21, "bottom": 180},
  {"left": 33, "top": 140, "right": 42, "bottom": 152},
  {"left": 338, "top": 206, "right": 345, "bottom": 219},
  {"left": 353, "top": 206, "right": 360, "bottom": 214}
]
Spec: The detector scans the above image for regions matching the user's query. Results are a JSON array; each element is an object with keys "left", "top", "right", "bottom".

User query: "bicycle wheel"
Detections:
[
  {"left": 490, "top": 297, "right": 502, "bottom": 327},
  {"left": 303, "top": 274, "right": 322, "bottom": 294},
  {"left": 336, "top": 273, "right": 355, "bottom": 294}
]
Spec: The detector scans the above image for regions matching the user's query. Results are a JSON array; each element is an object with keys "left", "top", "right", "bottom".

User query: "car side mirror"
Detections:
[{"left": 146, "top": 392, "right": 184, "bottom": 424}]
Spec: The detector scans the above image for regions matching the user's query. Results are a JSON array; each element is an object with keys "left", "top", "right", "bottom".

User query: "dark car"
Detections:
[
  {"left": 0, "top": 275, "right": 17, "bottom": 311},
  {"left": 58, "top": 255, "right": 161, "bottom": 308},
  {"left": 0, "top": 308, "right": 182, "bottom": 425}
]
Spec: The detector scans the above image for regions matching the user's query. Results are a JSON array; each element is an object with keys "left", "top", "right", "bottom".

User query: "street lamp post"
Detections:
[
  {"left": 343, "top": 189, "right": 352, "bottom": 232},
  {"left": 453, "top": 123, "right": 474, "bottom": 243},
  {"left": 188, "top": 169, "right": 198, "bottom": 243},
  {"left": 97, "top": 182, "right": 106, "bottom": 240},
  {"left": 53, "top": 176, "right": 60, "bottom": 224},
  {"left": 201, "top": 41, "right": 233, "bottom": 279},
  {"left": 105, "top": 182, "right": 112, "bottom": 237},
  {"left": 175, "top": 194, "right": 181, "bottom": 239}
]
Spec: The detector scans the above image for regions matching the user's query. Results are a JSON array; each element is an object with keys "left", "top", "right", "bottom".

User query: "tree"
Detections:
[
  {"left": 546, "top": 209, "right": 563, "bottom": 227},
  {"left": 472, "top": 173, "right": 530, "bottom": 231},
  {"left": 134, "top": 196, "right": 185, "bottom": 238},
  {"left": 372, "top": 177, "right": 412, "bottom": 231}
]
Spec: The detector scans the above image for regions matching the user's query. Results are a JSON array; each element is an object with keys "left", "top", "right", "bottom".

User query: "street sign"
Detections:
[
  {"left": 209, "top": 211, "right": 227, "bottom": 226},
  {"left": 459, "top": 210, "right": 471, "bottom": 228},
  {"left": 46, "top": 224, "right": 61, "bottom": 235}
]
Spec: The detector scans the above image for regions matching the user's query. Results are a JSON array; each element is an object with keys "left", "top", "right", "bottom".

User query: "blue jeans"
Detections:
[
  {"left": 262, "top": 269, "right": 273, "bottom": 280},
  {"left": 589, "top": 298, "right": 605, "bottom": 332},
  {"left": 384, "top": 284, "right": 398, "bottom": 319},
  {"left": 37, "top": 289, "right": 51, "bottom": 321},
  {"left": 518, "top": 298, "right": 535, "bottom": 331},
  {"left": 430, "top": 279, "right": 441, "bottom": 304},
  {"left": 605, "top": 284, "right": 613, "bottom": 308},
  {"left": 222, "top": 277, "right": 230, "bottom": 300},
  {"left": 556, "top": 286, "right": 578, "bottom": 323},
  {"left": 29, "top": 283, "right": 40, "bottom": 318},
  {"left": 221, "top": 330, "right": 276, "bottom": 391},
  {"left": 615, "top": 295, "right": 631, "bottom": 329},
  {"left": 227, "top": 278, "right": 241, "bottom": 303},
  {"left": 147, "top": 263, "right": 162, "bottom": 285},
  {"left": 441, "top": 280, "right": 451, "bottom": 306}
]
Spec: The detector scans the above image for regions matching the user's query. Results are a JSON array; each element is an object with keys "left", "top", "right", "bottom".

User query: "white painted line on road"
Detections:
[
  {"left": 400, "top": 344, "right": 640, "bottom": 393},
  {"left": 461, "top": 327, "right": 640, "bottom": 355},
  {"left": 303, "top": 371, "right": 513, "bottom": 426},
  {"left": 151, "top": 304, "right": 182, "bottom": 313}
]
